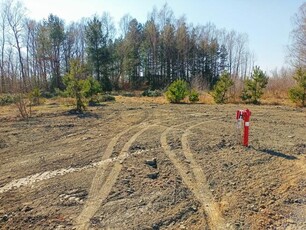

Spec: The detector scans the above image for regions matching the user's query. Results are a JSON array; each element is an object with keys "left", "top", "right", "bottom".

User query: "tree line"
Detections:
[{"left": 0, "top": 0, "right": 255, "bottom": 94}]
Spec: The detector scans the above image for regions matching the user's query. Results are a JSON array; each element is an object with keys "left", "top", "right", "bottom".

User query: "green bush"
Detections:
[
  {"left": 29, "top": 87, "right": 42, "bottom": 105},
  {"left": 211, "top": 71, "right": 233, "bottom": 104},
  {"left": 288, "top": 68, "right": 306, "bottom": 107},
  {"left": 54, "top": 88, "right": 69, "bottom": 98},
  {"left": 165, "top": 79, "right": 189, "bottom": 103},
  {"left": 84, "top": 77, "right": 102, "bottom": 99},
  {"left": 189, "top": 89, "right": 200, "bottom": 103},
  {"left": 0, "top": 94, "right": 16, "bottom": 106},
  {"left": 289, "top": 87, "right": 304, "bottom": 106},
  {"left": 63, "top": 59, "right": 89, "bottom": 112},
  {"left": 142, "top": 89, "right": 162, "bottom": 97},
  {"left": 241, "top": 66, "right": 268, "bottom": 104}
]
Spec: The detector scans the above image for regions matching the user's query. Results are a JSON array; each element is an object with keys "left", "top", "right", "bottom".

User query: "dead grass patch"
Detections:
[
  {"left": 261, "top": 91, "right": 294, "bottom": 106},
  {"left": 115, "top": 95, "right": 168, "bottom": 104}
]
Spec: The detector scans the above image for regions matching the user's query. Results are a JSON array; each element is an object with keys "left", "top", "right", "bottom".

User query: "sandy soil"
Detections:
[{"left": 0, "top": 99, "right": 305, "bottom": 230}]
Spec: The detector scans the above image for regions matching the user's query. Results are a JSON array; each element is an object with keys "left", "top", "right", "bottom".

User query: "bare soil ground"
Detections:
[{"left": 0, "top": 99, "right": 305, "bottom": 230}]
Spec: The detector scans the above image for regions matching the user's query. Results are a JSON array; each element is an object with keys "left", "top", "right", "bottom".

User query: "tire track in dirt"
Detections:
[
  {"left": 161, "top": 119, "right": 228, "bottom": 230},
  {"left": 160, "top": 122, "right": 207, "bottom": 226},
  {"left": 181, "top": 121, "right": 228, "bottom": 230},
  {"left": 77, "top": 109, "right": 152, "bottom": 222},
  {"left": 75, "top": 123, "right": 159, "bottom": 230},
  {"left": 0, "top": 110, "right": 151, "bottom": 193}
]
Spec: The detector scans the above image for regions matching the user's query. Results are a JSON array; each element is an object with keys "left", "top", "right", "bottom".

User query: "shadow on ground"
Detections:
[{"left": 253, "top": 147, "right": 297, "bottom": 160}]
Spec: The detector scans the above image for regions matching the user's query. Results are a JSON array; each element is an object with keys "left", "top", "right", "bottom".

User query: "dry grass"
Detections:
[
  {"left": 55, "top": 97, "right": 76, "bottom": 107},
  {"left": 0, "top": 89, "right": 299, "bottom": 121},
  {"left": 198, "top": 92, "right": 215, "bottom": 104},
  {"left": 0, "top": 104, "right": 18, "bottom": 118},
  {"left": 261, "top": 91, "right": 294, "bottom": 106},
  {"left": 115, "top": 95, "right": 168, "bottom": 104},
  {"left": 115, "top": 91, "right": 216, "bottom": 105},
  {"left": 0, "top": 97, "right": 75, "bottom": 120}
]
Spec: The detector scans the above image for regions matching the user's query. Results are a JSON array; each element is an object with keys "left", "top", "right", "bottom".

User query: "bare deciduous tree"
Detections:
[
  {"left": 4, "top": 0, "right": 27, "bottom": 91},
  {"left": 289, "top": 3, "right": 306, "bottom": 67},
  {"left": 0, "top": 1, "right": 7, "bottom": 93}
]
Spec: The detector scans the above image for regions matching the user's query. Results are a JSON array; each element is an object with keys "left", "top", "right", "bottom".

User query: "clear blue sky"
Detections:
[{"left": 21, "top": 0, "right": 305, "bottom": 74}]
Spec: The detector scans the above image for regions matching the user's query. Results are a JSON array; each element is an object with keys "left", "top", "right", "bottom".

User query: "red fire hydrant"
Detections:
[{"left": 236, "top": 109, "right": 251, "bottom": 146}]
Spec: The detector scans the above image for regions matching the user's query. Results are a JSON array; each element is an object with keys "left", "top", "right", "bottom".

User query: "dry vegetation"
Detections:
[
  {"left": 0, "top": 84, "right": 298, "bottom": 122},
  {"left": 0, "top": 97, "right": 305, "bottom": 230}
]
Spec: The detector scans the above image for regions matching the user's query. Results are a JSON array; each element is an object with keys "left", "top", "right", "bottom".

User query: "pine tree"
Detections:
[
  {"left": 85, "top": 16, "right": 112, "bottom": 91},
  {"left": 289, "top": 67, "right": 306, "bottom": 107},
  {"left": 211, "top": 71, "right": 233, "bottom": 104},
  {"left": 241, "top": 66, "right": 268, "bottom": 104},
  {"left": 63, "top": 59, "right": 90, "bottom": 112},
  {"left": 165, "top": 79, "right": 189, "bottom": 103}
]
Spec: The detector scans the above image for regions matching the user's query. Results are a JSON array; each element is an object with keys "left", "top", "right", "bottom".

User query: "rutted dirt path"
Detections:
[
  {"left": 181, "top": 120, "right": 228, "bottom": 230},
  {"left": 75, "top": 123, "right": 161, "bottom": 229},
  {"left": 0, "top": 102, "right": 305, "bottom": 229},
  {"left": 75, "top": 122, "right": 145, "bottom": 229},
  {"left": 160, "top": 118, "right": 230, "bottom": 230}
]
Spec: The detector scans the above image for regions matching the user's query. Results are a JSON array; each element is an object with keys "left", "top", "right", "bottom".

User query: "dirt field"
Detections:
[{"left": 0, "top": 98, "right": 305, "bottom": 230}]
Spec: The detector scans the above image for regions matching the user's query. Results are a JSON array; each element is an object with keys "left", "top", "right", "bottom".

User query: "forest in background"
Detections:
[
  {"left": 0, "top": 0, "right": 305, "bottom": 108},
  {"left": 0, "top": 0, "right": 259, "bottom": 94}
]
